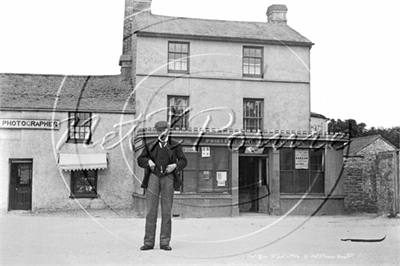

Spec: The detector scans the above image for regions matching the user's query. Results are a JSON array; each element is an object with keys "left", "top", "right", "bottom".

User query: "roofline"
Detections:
[
  {"left": 0, "top": 107, "right": 135, "bottom": 115},
  {"left": 136, "top": 32, "right": 314, "bottom": 47},
  {"left": 0, "top": 73, "right": 122, "bottom": 78}
]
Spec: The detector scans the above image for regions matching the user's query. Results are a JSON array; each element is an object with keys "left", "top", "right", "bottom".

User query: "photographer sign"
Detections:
[{"left": 0, "top": 118, "right": 60, "bottom": 130}]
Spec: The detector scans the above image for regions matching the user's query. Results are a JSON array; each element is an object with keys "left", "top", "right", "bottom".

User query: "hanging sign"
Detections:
[{"left": 295, "top": 149, "right": 309, "bottom": 169}]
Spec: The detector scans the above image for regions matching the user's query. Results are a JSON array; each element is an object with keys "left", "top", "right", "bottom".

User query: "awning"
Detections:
[{"left": 58, "top": 153, "right": 108, "bottom": 171}]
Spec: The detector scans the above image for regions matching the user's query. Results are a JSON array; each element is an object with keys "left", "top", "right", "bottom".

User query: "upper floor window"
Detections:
[
  {"left": 168, "top": 42, "right": 189, "bottom": 73},
  {"left": 243, "top": 99, "right": 263, "bottom": 132},
  {"left": 168, "top": 95, "right": 189, "bottom": 130},
  {"left": 243, "top": 46, "right": 263, "bottom": 77},
  {"left": 68, "top": 112, "right": 92, "bottom": 144}
]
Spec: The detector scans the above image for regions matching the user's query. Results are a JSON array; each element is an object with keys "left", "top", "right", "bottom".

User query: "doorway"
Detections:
[
  {"left": 9, "top": 159, "right": 33, "bottom": 211},
  {"left": 238, "top": 156, "right": 269, "bottom": 213}
]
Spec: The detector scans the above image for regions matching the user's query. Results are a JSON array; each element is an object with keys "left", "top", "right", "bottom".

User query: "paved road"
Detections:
[{"left": 1, "top": 210, "right": 399, "bottom": 265}]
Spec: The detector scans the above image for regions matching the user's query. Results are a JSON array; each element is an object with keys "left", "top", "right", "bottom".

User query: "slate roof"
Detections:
[
  {"left": 134, "top": 12, "right": 313, "bottom": 46},
  {"left": 344, "top": 135, "right": 395, "bottom": 156},
  {"left": 0, "top": 73, "right": 135, "bottom": 113}
]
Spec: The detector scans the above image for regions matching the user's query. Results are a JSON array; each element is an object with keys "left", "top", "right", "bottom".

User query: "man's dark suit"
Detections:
[{"left": 137, "top": 138, "right": 187, "bottom": 248}]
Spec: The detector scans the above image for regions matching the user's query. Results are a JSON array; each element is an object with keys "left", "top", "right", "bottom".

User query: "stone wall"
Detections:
[{"left": 344, "top": 151, "right": 399, "bottom": 215}]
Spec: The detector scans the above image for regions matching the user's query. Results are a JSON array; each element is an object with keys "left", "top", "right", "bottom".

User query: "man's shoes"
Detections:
[
  {"left": 160, "top": 245, "right": 172, "bottom": 251},
  {"left": 140, "top": 245, "right": 154, "bottom": 251}
]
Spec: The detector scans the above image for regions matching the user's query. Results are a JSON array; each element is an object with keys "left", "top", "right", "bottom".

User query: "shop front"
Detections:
[{"left": 133, "top": 128, "right": 349, "bottom": 217}]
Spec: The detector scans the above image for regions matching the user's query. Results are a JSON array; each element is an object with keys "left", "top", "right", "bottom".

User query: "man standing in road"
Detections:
[{"left": 137, "top": 121, "right": 187, "bottom": 251}]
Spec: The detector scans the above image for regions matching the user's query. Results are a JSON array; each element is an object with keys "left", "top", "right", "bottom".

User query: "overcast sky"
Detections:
[{"left": 1, "top": 0, "right": 399, "bottom": 129}]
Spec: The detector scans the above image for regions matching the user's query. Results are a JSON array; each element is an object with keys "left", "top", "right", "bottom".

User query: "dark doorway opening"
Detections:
[
  {"left": 9, "top": 159, "right": 33, "bottom": 211},
  {"left": 239, "top": 156, "right": 268, "bottom": 213}
]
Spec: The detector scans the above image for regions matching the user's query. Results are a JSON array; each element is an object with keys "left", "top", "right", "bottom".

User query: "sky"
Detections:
[{"left": 0, "top": 0, "right": 399, "bottom": 129}]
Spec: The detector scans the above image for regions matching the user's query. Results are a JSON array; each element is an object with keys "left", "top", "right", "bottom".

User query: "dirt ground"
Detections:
[{"left": 1, "top": 210, "right": 399, "bottom": 266}]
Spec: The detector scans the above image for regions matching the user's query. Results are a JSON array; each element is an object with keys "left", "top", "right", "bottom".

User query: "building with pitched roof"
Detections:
[
  {"left": 1, "top": 1, "right": 350, "bottom": 216},
  {"left": 0, "top": 73, "right": 135, "bottom": 212},
  {"left": 344, "top": 135, "right": 396, "bottom": 157},
  {"left": 125, "top": 1, "right": 349, "bottom": 216}
]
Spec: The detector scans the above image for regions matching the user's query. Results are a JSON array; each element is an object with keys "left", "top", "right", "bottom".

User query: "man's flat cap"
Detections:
[{"left": 154, "top": 121, "right": 169, "bottom": 130}]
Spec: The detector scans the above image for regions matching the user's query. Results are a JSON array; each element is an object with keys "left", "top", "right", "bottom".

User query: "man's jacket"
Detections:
[{"left": 137, "top": 138, "right": 187, "bottom": 191}]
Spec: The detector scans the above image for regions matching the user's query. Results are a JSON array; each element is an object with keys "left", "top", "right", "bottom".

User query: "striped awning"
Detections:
[{"left": 58, "top": 153, "right": 107, "bottom": 171}]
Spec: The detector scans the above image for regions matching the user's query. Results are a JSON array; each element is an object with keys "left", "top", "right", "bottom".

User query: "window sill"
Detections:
[
  {"left": 280, "top": 194, "right": 345, "bottom": 199},
  {"left": 69, "top": 194, "right": 98, "bottom": 199},
  {"left": 174, "top": 193, "right": 231, "bottom": 199}
]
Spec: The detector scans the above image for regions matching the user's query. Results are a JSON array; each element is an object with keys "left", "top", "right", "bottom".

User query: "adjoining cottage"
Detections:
[{"left": 0, "top": 74, "right": 135, "bottom": 212}]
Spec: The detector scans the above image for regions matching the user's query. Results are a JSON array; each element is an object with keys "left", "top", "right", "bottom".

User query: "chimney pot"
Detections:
[{"left": 267, "top": 4, "right": 288, "bottom": 24}]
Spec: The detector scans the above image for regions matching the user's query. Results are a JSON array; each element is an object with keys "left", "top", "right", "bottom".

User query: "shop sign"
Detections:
[
  {"left": 202, "top": 147, "right": 210, "bottom": 157},
  {"left": 0, "top": 118, "right": 60, "bottom": 130},
  {"left": 182, "top": 146, "right": 197, "bottom": 153},
  {"left": 216, "top": 171, "right": 227, "bottom": 186},
  {"left": 295, "top": 149, "right": 309, "bottom": 169}
]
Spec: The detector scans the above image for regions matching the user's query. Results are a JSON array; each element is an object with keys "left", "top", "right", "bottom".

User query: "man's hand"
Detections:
[
  {"left": 148, "top": 160, "right": 155, "bottom": 171},
  {"left": 165, "top": 163, "right": 177, "bottom": 173}
]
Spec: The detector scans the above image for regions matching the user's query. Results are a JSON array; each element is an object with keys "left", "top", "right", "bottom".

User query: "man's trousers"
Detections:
[{"left": 144, "top": 173, "right": 174, "bottom": 247}]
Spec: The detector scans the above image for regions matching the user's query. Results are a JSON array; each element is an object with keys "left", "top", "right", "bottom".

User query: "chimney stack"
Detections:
[
  {"left": 119, "top": 0, "right": 152, "bottom": 80},
  {"left": 267, "top": 4, "right": 288, "bottom": 24}
]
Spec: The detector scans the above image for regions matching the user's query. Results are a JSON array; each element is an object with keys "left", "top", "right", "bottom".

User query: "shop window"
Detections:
[
  {"left": 168, "top": 41, "right": 189, "bottom": 73},
  {"left": 243, "top": 99, "right": 263, "bottom": 132},
  {"left": 168, "top": 95, "right": 189, "bottom": 130},
  {"left": 243, "top": 46, "right": 263, "bottom": 77},
  {"left": 71, "top": 170, "right": 98, "bottom": 198},
  {"left": 68, "top": 112, "right": 92, "bottom": 144},
  {"left": 279, "top": 149, "right": 325, "bottom": 194},
  {"left": 181, "top": 147, "right": 230, "bottom": 194}
]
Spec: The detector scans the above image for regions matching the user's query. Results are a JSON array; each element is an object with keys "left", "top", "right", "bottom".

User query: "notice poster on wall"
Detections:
[
  {"left": 216, "top": 171, "right": 227, "bottom": 186},
  {"left": 202, "top": 147, "right": 210, "bottom": 157},
  {"left": 295, "top": 149, "right": 309, "bottom": 169}
]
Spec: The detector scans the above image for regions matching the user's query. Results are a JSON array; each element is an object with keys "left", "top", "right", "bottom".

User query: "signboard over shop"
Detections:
[{"left": 0, "top": 118, "right": 60, "bottom": 130}]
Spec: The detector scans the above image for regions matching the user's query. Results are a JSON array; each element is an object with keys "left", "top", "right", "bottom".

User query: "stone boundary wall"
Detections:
[{"left": 344, "top": 151, "right": 399, "bottom": 215}]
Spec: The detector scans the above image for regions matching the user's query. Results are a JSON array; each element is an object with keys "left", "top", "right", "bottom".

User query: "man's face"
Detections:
[{"left": 157, "top": 128, "right": 169, "bottom": 140}]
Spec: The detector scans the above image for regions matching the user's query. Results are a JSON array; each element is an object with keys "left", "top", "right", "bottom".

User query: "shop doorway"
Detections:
[
  {"left": 239, "top": 156, "right": 269, "bottom": 213},
  {"left": 9, "top": 159, "right": 32, "bottom": 211}
]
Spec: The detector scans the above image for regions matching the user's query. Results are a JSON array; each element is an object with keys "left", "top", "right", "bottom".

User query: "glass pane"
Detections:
[
  {"left": 198, "top": 170, "right": 213, "bottom": 192},
  {"left": 182, "top": 44, "right": 188, "bottom": 53},
  {"left": 19, "top": 165, "right": 31, "bottom": 185},
  {"left": 255, "top": 48, "right": 262, "bottom": 57},
  {"left": 244, "top": 48, "right": 250, "bottom": 56},
  {"left": 182, "top": 170, "right": 197, "bottom": 193},
  {"left": 280, "top": 171, "right": 293, "bottom": 193},
  {"left": 310, "top": 172, "right": 324, "bottom": 193},
  {"left": 280, "top": 149, "right": 294, "bottom": 170},
  {"left": 214, "top": 147, "right": 229, "bottom": 169},
  {"left": 295, "top": 171, "right": 309, "bottom": 193}
]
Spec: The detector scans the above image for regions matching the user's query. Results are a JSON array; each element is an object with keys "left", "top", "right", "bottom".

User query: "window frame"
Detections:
[
  {"left": 180, "top": 147, "right": 231, "bottom": 194},
  {"left": 67, "top": 112, "right": 92, "bottom": 144},
  {"left": 167, "top": 95, "right": 190, "bottom": 130},
  {"left": 242, "top": 46, "right": 263, "bottom": 78},
  {"left": 243, "top": 98, "right": 264, "bottom": 132},
  {"left": 279, "top": 148, "right": 325, "bottom": 194},
  {"left": 70, "top": 170, "right": 98, "bottom": 198},
  {"left": 167, "top": 41, "right": 190, "bottom": 74}
]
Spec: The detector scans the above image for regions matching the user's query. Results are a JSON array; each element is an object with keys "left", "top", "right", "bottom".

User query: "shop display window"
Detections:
[
  {"left": 279, "top": 148, "right": 325, "bottom": 194},
  {"left": 71, "top": 170, "right": 98, "bottom": 198},
  {"left": 181, "top": 146, "right": 230, "bottom": 194}
]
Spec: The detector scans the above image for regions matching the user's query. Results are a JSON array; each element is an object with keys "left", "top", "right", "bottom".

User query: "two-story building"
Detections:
[{"left": 123, "top": 1, "right": 349, "bottom": 217}]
